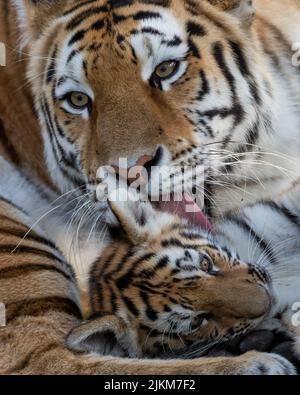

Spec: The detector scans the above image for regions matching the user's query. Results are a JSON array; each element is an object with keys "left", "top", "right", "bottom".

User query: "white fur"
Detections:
[
  {"left": 131, "top": 8, "right": 188, "bottom": 91},
  {"left": 216, "top": 186, "right": 300, "bottom": 346}
]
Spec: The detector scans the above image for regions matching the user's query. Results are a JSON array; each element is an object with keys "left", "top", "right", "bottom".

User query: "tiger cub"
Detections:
[
  {"left": 0, "top": 165, "right": 295, "bottom": 375},
  {"left": 66, "top": 175, "right": 300, "bottom": 372}
]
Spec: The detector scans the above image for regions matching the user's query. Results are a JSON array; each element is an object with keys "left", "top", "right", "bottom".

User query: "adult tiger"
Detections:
[{"left": 0, "top": 0, "right": 300, "bottom": 374}]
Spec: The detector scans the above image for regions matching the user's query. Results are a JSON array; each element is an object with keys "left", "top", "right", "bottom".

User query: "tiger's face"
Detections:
[
  {"left": 67, "top": 195, "right": 271, "bottom": 358},
  {"left": 18, "top": 0, "right": 268, "bottom": 201}
]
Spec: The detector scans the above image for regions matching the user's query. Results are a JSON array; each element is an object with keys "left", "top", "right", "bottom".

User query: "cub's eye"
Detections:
[
  {"left": 66, "top": 92, "right": 90, "bottom": 110},
  {"left": 200, "top": 255, "right": 213, "bottom": 273},
  {"left": 153, "top": 60, "right": 179, "bottom": 80},
  {"left": 191, "top": 313, "right": 210, "bottom": 330}
]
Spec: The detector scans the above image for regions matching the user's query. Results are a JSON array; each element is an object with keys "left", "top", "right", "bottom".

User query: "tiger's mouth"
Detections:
[
  {"left": 153, "top": 193, "right": 213, "bottom": 232},
  {"left": 102, "top": 143, "right": 213, "bottom": 231}
]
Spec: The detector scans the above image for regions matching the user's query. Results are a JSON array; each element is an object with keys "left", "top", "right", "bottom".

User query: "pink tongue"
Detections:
[{"left": 155, "top": 193, "right": 213, "bottom": 232}]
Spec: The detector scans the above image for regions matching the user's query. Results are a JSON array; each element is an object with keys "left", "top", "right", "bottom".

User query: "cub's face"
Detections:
[
  {"left": 67, "top": 198, "right": 271, "bottom": 358},
  {"left": 91, "top": 223, "right": 270, "bottom": 357},
  {"left": 20, "top": 0, "right": 265, "bottom": 200}
]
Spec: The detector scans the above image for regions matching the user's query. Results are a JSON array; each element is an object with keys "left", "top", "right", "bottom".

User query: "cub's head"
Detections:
[
  {"left": 66, "top": 195, "right": 271, "bottom": 358},
  {"left": 15, "top": 0, "right": 270, "bottom": 201}
]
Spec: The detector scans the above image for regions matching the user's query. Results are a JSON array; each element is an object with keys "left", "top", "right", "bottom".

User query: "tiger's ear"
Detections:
[
  {"left": 13, "top": 0, "right": 68, "bottom": 45},
  {"left": 66, "top": 314, "right": 141, "bottom": 358},
  {"left": 206, "top": 0, "right": 254, "bottom": 28}
]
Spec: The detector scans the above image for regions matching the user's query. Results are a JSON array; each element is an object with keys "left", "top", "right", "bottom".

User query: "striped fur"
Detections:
[
  {"left": 2, "top": 195, "right": 277, "bottom": 374},
  {"left": 1, "top": 0, "right": 299, "bottom": 213},
  {"left": 66, "top": 180, "right": 300, "bottom": 371},
  {"left": 0, "top": 0, "right": 300, "bottom": 374}
]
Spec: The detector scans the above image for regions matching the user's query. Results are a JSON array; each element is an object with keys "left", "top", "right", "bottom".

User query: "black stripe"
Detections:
[
  {"left": 179, "top": 232, "right": 201, "bottom": 240},
  {"left": 0, "top": 119, "right": 20, "bottom": 165},
  {"left": 198, "top": 119, "right": 214, "bottom": 137},
  {"left": 90, "top": 250, "right": 117, "bottom": 311},
  {"left": 133, "top": 11, "right": 161, "bottom": 20},
  {"left": 0, "top": 244, "right": 64, "bottom": 263},
  {"left": 228, "top": 216, "right": 278, "bottom": 265},
  {"left": 109, "top": 249, "right": 136, "bottom": 276},
  {"left": 92, "top": 248, "right": 117, "bottom": 280},
  {"left": 280, "top": 205, "right": 300, "bottom": 229},
  {"left": 41, "top": 97, "right": 83, "bottom": 187},
  {"left": 0, "top": 263, "right": 72, "bottom": 282},
  {"left": 115, "top": 252, "right": 156, "bottom": 290},
  {"left": 228, "top": 40, "right": 261, "bottom": 105},
  {"left": 141, "top": 27, "right": 163, "bottom": 36},
  {"left": 245, "top": 120, "right": 259, "bottom": 147},
  {"left": 66, "top": 49, "right": 79, "bottom": 64},
  {"left": 0, "top": 195, "right": 28, "bottom": 216},
  {"left": 0, "top": 227, "right": 57, "bottom": 251},
  {"left": 156, "top": 255, "right": 169, "bottom": 269},
  {"left": 260, "top": 201, "right": 300, "bottom": 230},
  {"left": 197, "top": 70, "right": 210, "bottom": 101},
  {"left": 68, "top": 19, "right": 106, "bottom": 46},
  {"left": 162, "top": 36, "right": 182, "bottom": 47},
  {"left": 63, "top": 0, "right": 98, "bottom": 16},
  {"left": 122, "top": 296, "right": 139, "bottom": 317},
  {"left": 188, "top": 37, "right": 201, "bottom": 58},
  {"left": 42, "top": 98, "right": 71, "bottom": 167},
  {"left": 7, "top": 296, "right": 82, "bottom": 322},
  {"left": 68, "top": 30, "right": 86, "bottom": 46},
  {"left": 140, "top": 291, "right": 158, "bottom": 321},
  {"left": 110, "top": 0, "right": 134, "bottom": 8},
  {"left": 46, "top": 46, "right": 57, "bottom": 84},
  {"left": 161, "top": 238, "right": 202, "bottom": 250},
  {"left": 109, "top": 286, "right": 118, "bottom": 312},
  {"left": 196, "top": 105, "right": 244, "bottom": 127},
  {"left": 138, "top": 256, "right": 169, "bottom": 279},
  {"left": 137, "top": 283, "right": 166, "bottom": 296},
  {"left": 186, "top": 21, "right": 206, "bottom": 37},
  {"left": 112, "top": 13, "right": 127, "bottom": 23},
  {"left": 138, "top": 0, "right": 170, "bottom": 6},
  {"left": 213, "top": 42, "right": 236, "bottom": 99},
  {"left": 66, "top": 6, "right": 108, "bottom": 30}
]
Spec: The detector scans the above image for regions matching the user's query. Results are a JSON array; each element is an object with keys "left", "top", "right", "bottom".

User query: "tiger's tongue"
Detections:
[{"left": 154, "top": 193, "right": 213, "bottom": 232}]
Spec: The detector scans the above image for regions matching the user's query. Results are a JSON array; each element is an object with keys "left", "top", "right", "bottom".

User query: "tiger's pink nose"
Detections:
[
  {"left": 136, "top": 155, "right": 154, "bottom": 168},
  {"left": 113, "top": 155, "right": 153, "bottom": 183},
  {"left": 114, "top": 146, "right": 165, "bottom": 183}
]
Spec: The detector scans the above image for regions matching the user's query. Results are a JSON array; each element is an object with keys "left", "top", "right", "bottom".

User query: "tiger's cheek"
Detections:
[{"left": 55, "top": 109, "right": 88, "bottom": 141}]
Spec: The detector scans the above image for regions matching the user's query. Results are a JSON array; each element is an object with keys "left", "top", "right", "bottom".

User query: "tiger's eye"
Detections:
[
  {"left": 68, "top": 92, "right": 90, "bottom": 109},
  {"left": 200, "top": 256, "right": 213, "bottom": 273},
  {"left": 154, "top": 60, "right": 179, "bottom": 79}
]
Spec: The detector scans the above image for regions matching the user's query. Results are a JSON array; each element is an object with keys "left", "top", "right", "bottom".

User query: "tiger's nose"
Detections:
[{"left": 114, "top": 146, "right": 164, "bottom": 183}]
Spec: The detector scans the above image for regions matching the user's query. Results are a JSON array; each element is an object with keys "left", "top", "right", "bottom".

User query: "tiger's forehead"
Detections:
[{"left": 54, "top": 0, "right": 189, "bottom": 85}]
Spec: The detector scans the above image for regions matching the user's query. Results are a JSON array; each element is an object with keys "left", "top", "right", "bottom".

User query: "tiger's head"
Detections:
[
  {"left": 15, "top": 0, "right": 271, "bottom": 205},
  {"left": 66, "top": 192, "right": 271, "bottom": 358}
]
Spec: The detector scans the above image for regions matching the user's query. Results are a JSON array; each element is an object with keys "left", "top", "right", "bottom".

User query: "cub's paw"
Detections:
[{"left": 239, "top": 352, "right": 296, "bottom": 375}]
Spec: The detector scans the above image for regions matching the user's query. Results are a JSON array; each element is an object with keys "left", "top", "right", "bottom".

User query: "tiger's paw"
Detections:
[{"left": 239, "top": 352, "right": 296, "bottom": 375}]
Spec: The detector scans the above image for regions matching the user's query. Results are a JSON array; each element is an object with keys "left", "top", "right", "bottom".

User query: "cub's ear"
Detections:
[
  {"left": 66, "top": 314, "right": 141, "bottom": 358},
  {"left": 205, "top": 0, "right": 254, "bottom": 28},
  {"left": 96, "top": 168, "right": 175, "bottom": 245},
  {"left": 107, "top": 193, "right": 157, "bottom": 245},
  {"left": 13, "top": 0, "right": 68, "bottom": 45}
]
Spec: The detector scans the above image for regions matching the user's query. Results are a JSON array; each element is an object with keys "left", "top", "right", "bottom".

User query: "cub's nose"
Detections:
[{"left": 248, "top": 264, "right": 270, "bottom": 285}]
